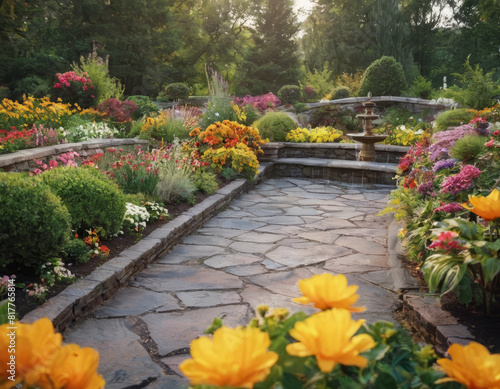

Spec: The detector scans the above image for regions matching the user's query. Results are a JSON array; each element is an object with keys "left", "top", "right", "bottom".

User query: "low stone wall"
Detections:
[
  {"left": 272, "top": 158, "right": 397, "bottom": 186},
  {"left": 260, "top": 142, "right": 409, "bottom": 164},
  {"left": 0, "top": 138, "right": 149, "bottom": 173}
]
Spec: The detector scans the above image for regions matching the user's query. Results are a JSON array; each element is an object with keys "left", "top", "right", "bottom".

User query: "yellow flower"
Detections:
[
  {"left": 436, "top": 342, "right": 500, "bottom": 388},
  {"left": 293, "top": 273, "right": 366, "bottom": 312},
  {"left": 179, "top": 326, "right": 278, "bottom": 388},
  {"left": 39, "top": 344, "right": 105, "bottom": 389},
  {"left": 0, "top": 318, "right": 62, "bottom": 387},
  {"left": 286, "top": 309, "right": 375, "bottom": 373},
  {"left": 462, "top": 188, "right": 500, "bottom": 221}
]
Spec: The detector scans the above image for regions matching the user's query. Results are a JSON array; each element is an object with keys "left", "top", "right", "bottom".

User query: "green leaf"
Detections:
[
  {"left": 480, "top": 257, "right": 500, "bottom": 284},
  {"left": 373, "top": 373, "right": 398, "bottom": 389},
  {"left": 455, "top": 272, "right": 473, "bottom": 305}
]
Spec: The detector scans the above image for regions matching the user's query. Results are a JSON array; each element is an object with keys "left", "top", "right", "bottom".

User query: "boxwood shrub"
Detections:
[
  {"left": 0, "top": 173, "right": 71, "bottom": 270},
  {"left": 359, "top": 56, "right": 406, "bottom": 97},
  {"left": 255, "top": 112, "right": 296, "bottom": 141},
  {"left": 38, "top": 166, "right": 126, "bottom": 237},
  {"left": 278, "top": 85, "right": 301, "bottom": 104}
]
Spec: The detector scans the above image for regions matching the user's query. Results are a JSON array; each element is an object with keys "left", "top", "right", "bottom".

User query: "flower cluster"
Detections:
[
  {"left": 0, "top": 127, "right": 36, "bottom": 154},
  {"left": 440, "top": 164, "right": 481, "bottom": 195},
  {"left": 232, "top": 92, "right": 281, "bottom": 112},
  {"left": 382, "top": 124, "right": 431, "bottom": 147},
  {"left": 434, "top": 202, "right": 465, "bottom": 214},
  {"left": 0, "top": 275, "right": 15, "bottom": 297},
  {"left": 428, "top": 125, "right": 476, "bottom": 161},
  {"left": 286, "top": 126, "right": 343, "bottom": 143},
  {"left": 30, "top": 151, "right": 80, "bottom": 176},
  {"left": 0, "top": 318, "right": 104, "bottom": 388},
  {"left": 96, "top": 98, "right": 137, "bottom": 122},
  {"left": 432, "top": 158, "right": 457, "bottom": 172},
  {"left": 417, "top": 180, "right": 436, "bottom": 197},
  {"left": 123, "top": 202, "right": 150, "bottom": 232},
  {"left": 83, "top": 228, "right": 110, "bottom": 258},
  {"left": 52, "top": 72, "right": 95, "bottom": 108},
  {"left": 428, "top": 231, "right": 467, "bottom": 253},
  {"left": 69, "top": 121, "right": 120, "bottom": 142},
  {"left": 54, "top": 71, "right": 92, "bottom": 90}
]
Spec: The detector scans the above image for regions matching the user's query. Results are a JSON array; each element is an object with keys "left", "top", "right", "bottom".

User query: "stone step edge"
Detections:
[
  {"left": 20, "top": 163, "right": 274, "bottom": 332},
  {"left": 275, "top": 158, "right": 398, "bottom": 173},
  {"left": 387, "top": 220, "right": 476, "bottom": 355}
]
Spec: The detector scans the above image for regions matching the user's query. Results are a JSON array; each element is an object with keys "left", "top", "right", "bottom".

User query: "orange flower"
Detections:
[
  {"left": 293, "top": 273, "right": 366, "bottom": 312},
  {"left": 437, "top": 342, "right": 500, "bottom": 388},
  {"left": 462, "top": 188, "right": 500, "bottom": 221}
]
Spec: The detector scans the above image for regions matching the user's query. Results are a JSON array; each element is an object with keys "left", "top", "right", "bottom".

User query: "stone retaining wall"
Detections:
[
  {"left": 0, "top": 138, "right": 149, "bottom": 173},
  {"left": 260, "top": 142, "right": 409, "bottom": 164}
]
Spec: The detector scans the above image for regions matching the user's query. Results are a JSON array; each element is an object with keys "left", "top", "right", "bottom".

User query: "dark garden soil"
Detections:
[
  {"left": 14, "top": 177, "right": 232, "bottom": 320},
  {"left": 400, "top": 258, "right": 500, "bottom": 353}
]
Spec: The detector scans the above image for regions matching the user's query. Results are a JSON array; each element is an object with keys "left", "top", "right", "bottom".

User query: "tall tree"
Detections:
[{"left": 235, "top": 0, "right": 301, "bottom": 95}]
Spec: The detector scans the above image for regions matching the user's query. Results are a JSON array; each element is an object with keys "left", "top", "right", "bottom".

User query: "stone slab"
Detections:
[
  {"left": 335, "top": 236, "right": 387, "bottom": 255},
  {"left": 64, "top": 318, "right": 163, "bottom": 388},
  {"left": 266, "top": 245, "right": 350, "bottom": 267},
  {"left": 248, "top": 268, "right": 316, "bottom": 298},
  {"left": 130, "top": 265, "right": 243, "bottom": 291},
  {"left": 233, "top": 232, "right": 288, "bottom": 243},
  {"left": 229, "top": 241, "right": 276, "bottom": 254},
  {"left": 204, "top": 253, "right": 262, "bottom": 269},
  {"left": 176, "top": 290, "right": 241, "bottom": 307},
  {"left": 181, "top": 235, "right": 232, "bottom": 246},
  {"left": 94, "top": 288, "right": 180, "bottom": 318},
  {"left": 158, "top": 244, "right": 226, "bottom": 264},
  {"left": 202, "top": 218, "right": 266, "bottom": 230},
  {"left": 224, "top": 264, "right": 269, "bottom": 276},
  {"left": 304, "top": 217, "right": 356, "bottom": 230},
  {"left": 143, "top": 305, "right": 250, "bottom": 355}
]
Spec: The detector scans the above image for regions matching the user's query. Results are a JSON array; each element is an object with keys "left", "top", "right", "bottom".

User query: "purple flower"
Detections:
[
  {"left": 440, "top": 164, "right": 481, "bottom": 195},
  {"left": 432, "top": 158, "right": 457, "bottom": 172},
  {"left": 417, "top": 180, "right": 436, "bottom": 197},
  {"left": 433, "top": 202, "right": 464, "bottom": 214},
  {"left": 429, "top": 125, "right": 476, "bottom": 161}
]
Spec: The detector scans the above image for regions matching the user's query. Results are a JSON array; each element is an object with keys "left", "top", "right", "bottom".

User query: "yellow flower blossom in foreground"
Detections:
[
  {"left": 286, "top": 309, "right": 375, "bottom": 373},
  {"left": 437, "top": 342, "right": 500, "bottom": 388},
  {"left": 179, "top": 326, "right": 278, "bottom": 388},
  {"left": 462, "top": 188, "right": 500, "bottom": 221},
  {"left": 293, "top": 273, "right": 366, "bottom": 312},
  {"left": 39, "top": 344, "right": 105, "bottom": 389},
  {"left": 0, "top": 318, "right": 62, "bottom": 387}
]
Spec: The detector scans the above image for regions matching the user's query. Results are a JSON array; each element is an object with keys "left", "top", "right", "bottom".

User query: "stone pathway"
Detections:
[{"left": 64, "top": 178, "right": 397, "bottom": 389}]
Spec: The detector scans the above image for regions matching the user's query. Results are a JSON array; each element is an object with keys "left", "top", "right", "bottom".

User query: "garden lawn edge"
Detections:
[{"left": 20, "top": 163, "right": 274, "bottom": 332}]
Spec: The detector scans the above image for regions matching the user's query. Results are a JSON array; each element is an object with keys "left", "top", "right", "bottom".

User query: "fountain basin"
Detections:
[
  {"left": 347, "top": 134, "right": 389, "bottom": 144},
  {"left": 347, "top": 133, "right": 388, "bottom": 161}
]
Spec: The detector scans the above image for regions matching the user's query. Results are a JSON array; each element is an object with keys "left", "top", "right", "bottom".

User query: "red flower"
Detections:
[
  {"left": 54, "top": 83, "right": 62, "bottom": 89},
  {"left": 494, "top": 131, "right": 499, "bottom": 136}
]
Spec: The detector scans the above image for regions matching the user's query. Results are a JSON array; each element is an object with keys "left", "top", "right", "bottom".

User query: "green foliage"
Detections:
[
  {"left": 434, "top": 109, "right": 475, "bottom": 132},
  {"left": 453, "top": 57, "right": 499, "bottom": 110},
  {"left": 381, "top": 107, "right": 413, "bottom": 127},
  {"left": 309, "top": 105, "right": 358, "bottom": 130},
  {"left": 405, "top": 75, "right": 433, "bottom": 99},
  {"left": 301, "top": 67, "right": 334, "bottom": 99},
  {"left": 72, "top": 51, "right": 124, "bottom": 104},
  {"left": 199, "top": 97, "right": 237, "bottom": 129},
  {"left": 127, "top": 95, "right": 159, "bottom": 120},
  {"left": 38, "top": 167, "right": 126, "bottom": 237},
  {"left": 359, "top": 56, "right": 407, "bottom": 97},
  {"left": 332, "top": 85, "right": 351, "bottom": 100},
  {"left": 163, "top": 83, "right": 190, "bottom": 100},
  {"left": 0, "top": 173, "right": 71, "bottom": 270},
  {"left": 255, "top": 112, "right": 296, "bottom": 141},
  {"left": 155, "top": 159, "right": 196, "bottom": 204},
  {"left": 241, "top": 105, "right": 261, "bottom": 126},
  {"left": 0, "top": 86, "right": 10, "bottom": 100},
  {"left": 12, "top": 76, "right": 51, "bottom": 101},
  {"left": 293, "top": 102, "right": 308, "bottom": 113},
  {"left": 449, "top": 135, "right": 488, "bottom": 162},
  {"left": 62, "top": 239, "right": 90, "bottom": 264},
  {"left": 277, "top": 85, "right": 301, "bottom": 104},
  {"left": 192, "top": 167, "right": 219, "bottom": 195}
]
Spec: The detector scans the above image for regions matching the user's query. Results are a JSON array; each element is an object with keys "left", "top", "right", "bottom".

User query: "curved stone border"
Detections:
[
  {"left": 20, "top": 164, "right": 273, "bottom": 332},
  {"left": 387, "top": 220, "right": 476, "bottom": 355},
  {"left": 0, "top": 138, "right": 149, "bottom": 172}
]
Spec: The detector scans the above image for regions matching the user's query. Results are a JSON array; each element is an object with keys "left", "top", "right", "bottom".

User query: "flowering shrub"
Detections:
[
  {"left": 123, "top": 202, "right": 150, "bottom": 232},
  {"left": 96, "top": 98, "right": 137, "bottom": 122},
  {"left": 379, "top": 124, "right": 431, "bottom": 146},
  {"left": 286, "top": 126, "right": 343, "bottom": 143},
  {"left": 180, "top": 273, "right": 497, "bottom": 388},
  {"left": 233, "top": 92, "right": 281, "bottom": 112},
  {"left": 0, "top": 127, "right": 36, "bottom": 154},
  {"left": 83, "top": 228, "right": 110, "bottom": 259},
  {"left": 381, "top": 107, "right": 500, "bottom": 314},
  {"left": 203, "top": 143, "right": 260, "bottom": 178},
  {"left": 68, "top": 121, "right": 120, "bottom": 142},
  {"left": 0, "top": 318, "right": 104, "bottom": 387},
  {"left": 52, "top": 71, "right": 95, "bottom": 108}
]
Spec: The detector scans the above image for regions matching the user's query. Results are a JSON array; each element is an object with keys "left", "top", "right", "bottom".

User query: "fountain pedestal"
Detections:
[{"left": 347, "top": 99, "right": 387, "bottom": 162}]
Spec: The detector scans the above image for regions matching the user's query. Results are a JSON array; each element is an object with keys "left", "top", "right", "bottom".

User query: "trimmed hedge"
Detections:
[
  {"left": 0, "top": 173, "right": 71, "bottom": 269},
  {"left": 359, "top": 56, "right": 406, "bottom": 97},
  {"left": 255, "top": 112, "right": 296, "bottom": 141}
]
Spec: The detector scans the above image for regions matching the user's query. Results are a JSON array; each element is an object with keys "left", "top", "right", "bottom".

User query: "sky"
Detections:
[{"left": 294, "top": 0, "right": 315, "bottom": 22}]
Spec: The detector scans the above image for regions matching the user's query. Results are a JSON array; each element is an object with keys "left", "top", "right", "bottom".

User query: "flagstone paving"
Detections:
[{"left": 63, "top": 178, "right": 397, "bottom": 389}]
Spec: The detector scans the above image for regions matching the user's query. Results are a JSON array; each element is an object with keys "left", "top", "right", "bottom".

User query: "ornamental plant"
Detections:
[
  {"left": 52, "top": 71, "right": 95, "bottom": 108},
  {"left": 0, "top": 318, "right": 104, "bottom": 388},
  {"left": 233, "top": 93, "right": 281, "bottom": 112},
  {"left": 96, "top": 98, "right": 137, "bottom": 123},
  {"left": 180, "top": 273, "right": 494, "bottom": 389},
  {"left": 286, "top": 126, "right": 343, "bottom": 143}
]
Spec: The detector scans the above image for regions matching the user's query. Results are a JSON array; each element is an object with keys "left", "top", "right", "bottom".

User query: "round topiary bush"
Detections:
[
  {"left": 358, "top": 56, "right": 407, "bottom": 97},
  {"left": 38, "top": 166, "right": 126, "bottom": 237},
  {"left": 434, "top": 109, "right": 475, "bottom": 132},
  {"left": 0, "top": 173, "right": 71, "bottom": 270},
  {"left": 255, "top": 112, "right": 296, "bottom": 141},
  {"left": 278, "top": 85, "right": 301, "bottom": 105},
  {"left": 332, "top": 86, "right": 351, "bottom": 100},
  {"left": 449, "top": 135, "right": 488, "bottom": 162},
  {"left": 165, "top": 83, "right": 190, "bottom": 100}
]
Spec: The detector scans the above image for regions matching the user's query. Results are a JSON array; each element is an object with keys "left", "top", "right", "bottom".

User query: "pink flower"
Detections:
[
  {"left": 83, "top": 85, "right": 88, "bottom": 91},
  {"left": 440, "top": 165, "right": 481, "bottom": 195},
  {"left": 108, "top": 147, "right": 116, "bottom": 153},
  {"left": 119, "top": 149, "right": 123, "bottom": 152},
  {"left": 54, "top": 83, "right": 62, "bottom": 89},
  {"left": 428, "top": 231, "right": 466, "bottom": 253},
  {"left": 91, "top": 95, "right": 95, "bottom": 98},
  {"left": 494, "top": 131, "right": 499, "bottom": 136},
  {"left": 32, "top": 168, "right": 43, "bottom": 175},
  {"left": 485, "top": 139, "right": 495, "bottom": 148},
  {"left": 49, "top": 160, "right": 58, "bottom": 168}
]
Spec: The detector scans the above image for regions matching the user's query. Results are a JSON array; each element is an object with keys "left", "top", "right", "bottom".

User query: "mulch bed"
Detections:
[
  {"left": 13, "top": 177, "right": 231, "bottom": 320},
  {"left": 400, "top": 258, "right": 500, "bottom": 352}
]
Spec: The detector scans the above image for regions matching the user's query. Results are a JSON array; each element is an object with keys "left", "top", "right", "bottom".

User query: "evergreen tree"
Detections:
[{"left": 236, "top": 0, "right": 301, "bottom": 95}]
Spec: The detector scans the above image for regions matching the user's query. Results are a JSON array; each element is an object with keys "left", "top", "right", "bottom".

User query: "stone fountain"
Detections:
[{"left": 347, "top": 94, "right": 388, "bottom": 162}]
